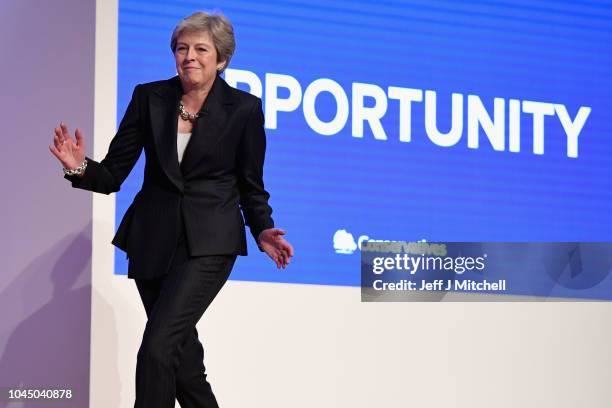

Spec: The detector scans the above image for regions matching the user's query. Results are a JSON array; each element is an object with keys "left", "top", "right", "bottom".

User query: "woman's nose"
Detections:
[{"left": 186, "top": 47, "right": 195, "bottom": 60}]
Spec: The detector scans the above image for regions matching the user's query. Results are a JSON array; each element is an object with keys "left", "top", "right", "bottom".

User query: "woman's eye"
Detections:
[{"left": 197, "top": 48, "right": 207, "bottom": 52}]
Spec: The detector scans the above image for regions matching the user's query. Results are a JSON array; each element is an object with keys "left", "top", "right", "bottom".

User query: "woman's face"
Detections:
[{"left": 174, "top": 30, "right": 225, "bottom": 89}]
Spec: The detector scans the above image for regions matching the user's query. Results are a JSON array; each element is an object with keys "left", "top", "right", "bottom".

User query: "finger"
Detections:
[
  {"left": 53, "top": 134, "right": 63, "bottom": 150},
  {"left": 60, "top": 122, "right": 73, "bottom": 143},
  {"left": 281, "top": 254, "right": 289, "bottom": 269},
  {"left": 265, "top": 247, "right": 279, "bottom": 266},
  {"left": 49, "top": 145, "right": 62, "bottom": 160},
  {"left": 280, "top": 249, "right": 289, "bottom": 265},
  {"left": 75, "top": 128, "right": 85, "bottom": 150},
  {"left": 274, "top": 251, "right": 282, "bottom": 268},
  {"left": 277, "top": 252, "right": 284, "bottom": 267},
  {"left": 278, "top": 240, "right": 294, "bottom": 257},
  {"left": 285, "top": 242, "right": 294, "bottom": 257},
  {"left": 55, "top": 127, "right": 64, "bottom": 143},
  {"left": 281, "top": 250, "right": 290, "bottom": 267},
  {"left": 64, "top": 136, "right": 76, "bottom": 150},
  {"left": 273, "top": 228, "right": 286, "bottom": 237}
]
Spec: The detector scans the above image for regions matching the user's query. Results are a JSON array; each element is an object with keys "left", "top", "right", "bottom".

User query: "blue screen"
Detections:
[{"left": 115, "top": 0, "right": 612, "bottom": 288}]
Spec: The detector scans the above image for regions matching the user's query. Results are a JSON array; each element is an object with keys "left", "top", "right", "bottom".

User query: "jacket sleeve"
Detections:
[
  {"left": 237, "top": 98, "right": 275, "bottom": 244},
  {"left": 65, "top": 84, "right": 144, "bottom": 194}
]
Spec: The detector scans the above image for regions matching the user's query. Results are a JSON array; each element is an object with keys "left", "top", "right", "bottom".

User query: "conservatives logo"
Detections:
[
  {"left": 334, "top": 230, "right": 429, "bottom": 255},
  {"left": 333, "top": 229, "right": 372, "bottom": 254},
  {"left": 333, "top": 230, "right": 357, "bottom": 254}
]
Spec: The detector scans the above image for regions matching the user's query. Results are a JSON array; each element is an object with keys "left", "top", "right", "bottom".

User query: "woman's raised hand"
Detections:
[{"left": 48, "top": 122, "right": 86, "bottom": 171}]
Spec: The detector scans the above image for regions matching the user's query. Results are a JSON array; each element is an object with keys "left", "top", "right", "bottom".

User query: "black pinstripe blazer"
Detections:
[{"left": 66, "top": 75, "right": 274, "bottom": 279}]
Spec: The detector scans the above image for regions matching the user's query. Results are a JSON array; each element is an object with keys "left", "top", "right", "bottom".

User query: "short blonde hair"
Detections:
[{"left": 170, "top": 11, "right": 236, "bottom": 73}]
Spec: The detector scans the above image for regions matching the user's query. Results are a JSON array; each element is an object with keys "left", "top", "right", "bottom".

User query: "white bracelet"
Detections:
[{"left": 63, "top": 159, "right": 88, "bottom": 176}]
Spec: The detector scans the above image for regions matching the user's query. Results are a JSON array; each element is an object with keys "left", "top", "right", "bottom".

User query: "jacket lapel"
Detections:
[
  {"left": 180, "top": 75, "right": 234, "bottom": 174},
  {"left": 150, "top": 77, "right": 184, "bottom": 192}
]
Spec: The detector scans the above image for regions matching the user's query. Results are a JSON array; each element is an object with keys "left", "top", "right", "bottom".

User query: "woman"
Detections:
[{"left": 49, "top": 11, "right": 293, "bottom": 408}]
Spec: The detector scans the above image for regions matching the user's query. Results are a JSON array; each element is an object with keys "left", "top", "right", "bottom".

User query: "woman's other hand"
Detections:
[
  {"left": 258, "top": 228, "right": 294, "bottom": 269},
  {"left": 48, "top": 122, "right": 86, "bottom": 172}
]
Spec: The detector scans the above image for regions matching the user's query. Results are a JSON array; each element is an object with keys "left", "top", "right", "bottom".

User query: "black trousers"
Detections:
[{"left": 133, "top": 231, "right": 236, "bottom": 408}]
